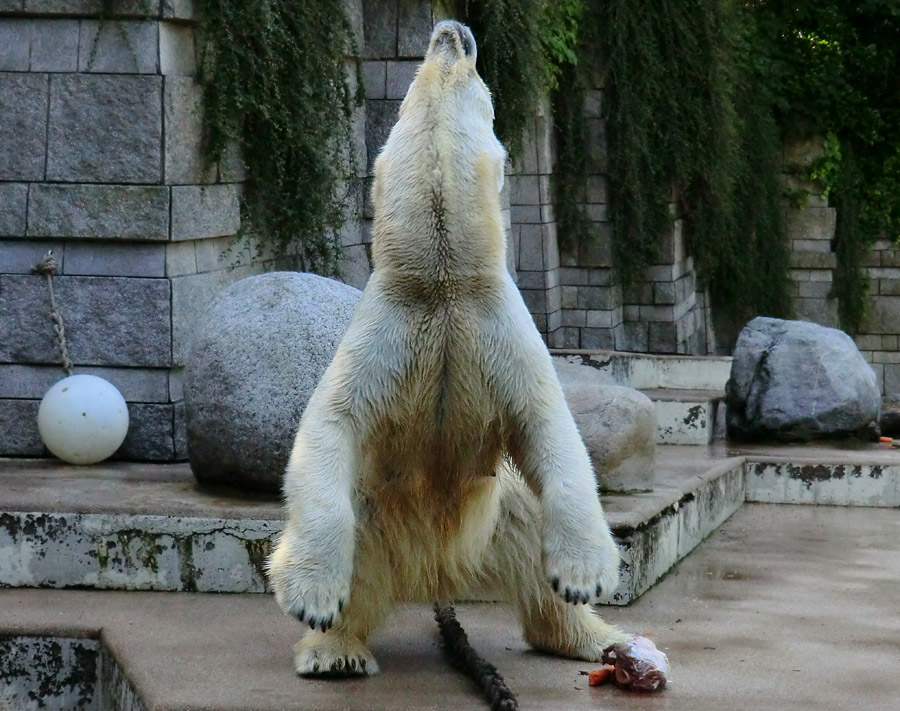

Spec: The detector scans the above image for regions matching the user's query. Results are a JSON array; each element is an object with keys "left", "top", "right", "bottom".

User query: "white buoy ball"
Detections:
[{"left": 37, "top": 374, "right": 130, "bottom": 465}]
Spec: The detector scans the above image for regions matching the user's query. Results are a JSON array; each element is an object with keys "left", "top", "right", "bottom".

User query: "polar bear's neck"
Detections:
[{"left": 370, "top": 58, "right": 509, "bottom": 304}]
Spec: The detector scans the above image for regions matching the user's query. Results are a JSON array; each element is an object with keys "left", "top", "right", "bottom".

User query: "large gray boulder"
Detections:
[
  {"left": 184, "top": 272, "right": 361, "bottom": 492},
  {"left": 554, "top": 359, "right": 656, "bottom": 492},
  {"left": 726, "top": 317, "right": 881, "bottom": 441}
]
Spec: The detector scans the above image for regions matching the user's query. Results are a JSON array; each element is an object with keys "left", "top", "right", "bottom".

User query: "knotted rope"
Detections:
[
  {"left": 32, "top": 251, "right": 74, "bottom": 377},
  {"left": 434, "top": 603, "right": 519, "bottom": 711}
]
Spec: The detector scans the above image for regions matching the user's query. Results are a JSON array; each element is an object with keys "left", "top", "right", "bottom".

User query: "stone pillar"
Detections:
[
  {"left": 0, "top": 2, "right": 294, "bottom": 460},
  {"left": 857, "top": 239, "right": 900, "bottom": 400},
  {"left": 553, "top": 78, "right": 705, "bottom": 355},
  {"left": 556, "top": 86, "right": 624, "bottom": 350},
  {"left": 782, "top": 137, "right": 839, "bottom": 327},
  {"left": 510, "top": 101, "right": 560, "bottom": 341}
]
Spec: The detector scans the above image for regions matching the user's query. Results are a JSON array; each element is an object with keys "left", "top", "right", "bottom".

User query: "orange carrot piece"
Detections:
[{"left": 588, "top": 665, "right": 616, "bottom": 686}]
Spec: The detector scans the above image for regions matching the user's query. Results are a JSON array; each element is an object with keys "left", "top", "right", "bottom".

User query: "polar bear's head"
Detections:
[
  {"left": 426, "top": 20, "right": 478, "bottom": 66},
  {"left": 401, "top": 21, "right": 495, "bottom": 128}
]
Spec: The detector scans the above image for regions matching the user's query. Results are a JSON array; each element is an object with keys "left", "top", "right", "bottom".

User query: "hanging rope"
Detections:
[
  {"left": 433, "top": 603, "right": 519, "bottom": 711},
  {"left": 31, "top": 251, "right": 74, "bottom": 377}
]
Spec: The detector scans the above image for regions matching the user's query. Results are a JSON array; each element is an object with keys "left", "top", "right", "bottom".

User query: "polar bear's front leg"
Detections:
[
  {"left": 268, "top": 407, "right": 358, "bottom": 631},
  {"left": 511, "top": 396, "right": 621, "bottom": 605}
]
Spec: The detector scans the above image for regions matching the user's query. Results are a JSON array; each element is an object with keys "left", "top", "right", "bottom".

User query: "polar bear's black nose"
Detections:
[{"left": 459, "top": 31, "right": 472, "bottom": 56}]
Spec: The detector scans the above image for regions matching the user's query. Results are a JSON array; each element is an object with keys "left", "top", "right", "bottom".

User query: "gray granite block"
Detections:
[
  {"left": 0, "top": 72, "right": 48, "bottom": 181},
  {"left": 216, "top": 140, "right": 246, "bottom": 183},
  {"left": 117, "top": 402, "right": 175, "bottom": 461},
  {"left": 365, "top": 100, "right": 401, "bottom": 174},
  {"left": 509, "top": 175, "right": 541, "bottom": 206},
  {"left": 165, "top": 241, "right": 197, "bottom": 277},
  {"left": 518, "top": 224, "right": 543, "bottom": 271},
  {"left": 362, "top": 60, "right": 386, "bottom": 99},
  {"left": 164, "top": 77, "right": 215, "bottom": 185},
  {"left": 0, "top": 239, "right": 65, "bottom": 273},
  {"left": 30, "top": 19, "right": 80, "bottom": 71},
  {"left": 362, "top": 0, "right": 397, "bottom": 58},
  {"left": 47, "top": 74, "right": 162, "bottom": 183},
  {"left": 79, "top": 20, "right": 159, "bottom": 74},
  {"left": 0, "top": 183, "right": 28, "bottom": 236},
  {"left": 63, "top": 241, "right": 166, "bottom": 277},
  {"left": 23, "top": 0, "right": 158, "bottom": 16},
  {"left": 397, "top": 0, "right": 431, "bottom": 57},
  {"left": 159, "top": 21, "right": 195, "bottom": 75},
  {"left": 0, "top": 19, "right": 30, "bottom": 70},
  {"left": 340, "top": 243, "right": 371, "bottom": 290},
  {"left": 0, "top": 398, "right": 43, "bottom": 456},
  {"left": 0, "top": 1, "right": 23, "bottom": 11},
  {"left": 161, "top": 0, "right": 194, "bottom": 19},
  {"left": 27, "top": 183, "right": 170, "bottom": 239},
  {"left": 0, "top": 364, "right": 169, "bottom": 401},
  {"left": 648, "top": 321, "right": 677, "bottom": 353},
  {"left": 0, "top": 274, "right": 172, "bottom": 367},
  {"left": 385, "top": 60, "right": 418, "bottom": 99},
  {"left": 173, "top": 399, "right": 186, "bottom": 458},
  {"left": 170, "top": 184, "right": 240, "bottom": 240}
]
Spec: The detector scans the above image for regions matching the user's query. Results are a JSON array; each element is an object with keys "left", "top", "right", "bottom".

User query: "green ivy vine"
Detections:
[
  {"left": 194, "top": 0, "right": 360, "bottom": 276},
  {"left": 751, "top": 1, "right": 900, "bottom": 331}
]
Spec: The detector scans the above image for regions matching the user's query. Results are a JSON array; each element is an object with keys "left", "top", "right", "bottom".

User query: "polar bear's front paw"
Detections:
[
  {"left": 543, "top": 524, "right": 620, "bottom": 605},
  {"left": 267, "top": 535, "right": 352, "bottom": 631},
  {"left": 294, "top": 631, "right": 380, "bottom": 677}
]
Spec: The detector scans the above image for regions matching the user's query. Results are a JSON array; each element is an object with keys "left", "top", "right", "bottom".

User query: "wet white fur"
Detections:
[{"left": 268, "top": 20, "right": 629, "bottom": 676}]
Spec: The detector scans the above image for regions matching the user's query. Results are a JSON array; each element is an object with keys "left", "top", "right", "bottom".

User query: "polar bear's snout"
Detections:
[{"left": 429, "top": 20, "right": 476, "bottom": 61}]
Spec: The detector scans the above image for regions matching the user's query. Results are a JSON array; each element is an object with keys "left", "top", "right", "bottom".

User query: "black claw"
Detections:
[
  {"left": 312, "top": 662, "right": 319, "bottom": 673},
  {"left": 338, "top": 599, "right": 344, "bottom": 612},
  {"left": 551, "top": 576, "right": 559, "bottom": 592},
  {"left": 360, "top": 658, "right": 367, "bottom": 670},
  {"left": 596, "top": 583, "right": 603, "bottom": 597},
  {"left": 297, "top": 609, "right": 305, "bottom": 622},
  {"left": 564, "top": 587, "right": 572, "bottom": 602},
  {"left": 350, "top": 658, "right": 357, "bottom": 671}
]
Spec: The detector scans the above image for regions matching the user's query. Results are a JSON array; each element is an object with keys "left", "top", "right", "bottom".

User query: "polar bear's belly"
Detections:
[{"left": 357, "top": 306, "right": 505, "bottom": 485}]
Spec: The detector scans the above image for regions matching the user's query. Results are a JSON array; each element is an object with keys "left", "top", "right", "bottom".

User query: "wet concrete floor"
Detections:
[{"left": 2, "top": 503, "right": 899, "bottom": 710}]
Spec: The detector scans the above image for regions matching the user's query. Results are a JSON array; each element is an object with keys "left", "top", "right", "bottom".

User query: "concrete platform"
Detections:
[
  {"left": 3, "top": 442, "right": 899, "bottom": 603},
  {"left": 3, "top": 503, "right": 898, "bottom": 711}
]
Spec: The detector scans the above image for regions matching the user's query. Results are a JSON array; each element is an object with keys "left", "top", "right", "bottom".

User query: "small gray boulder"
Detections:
[
  {"left": 726, "top": 317, "right": 880, "bottom": 441},
  {"left": 184, "top": 272, "right": 361, "bottom": 492},
  {"left": 554, "top": 359, "right": 656, "bottom": 492}
]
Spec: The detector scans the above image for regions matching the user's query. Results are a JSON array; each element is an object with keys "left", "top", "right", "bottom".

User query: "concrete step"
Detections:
[
  {"left": 3, "top": 443, "right": 898, "bottom": 603},
  {"left": 640, "top": 388, "right": 725, "bottom": 445},
  {"left": 3, "top": 502, "right": 900, "bottom": 711},
  {"left": 0, "top": 452, "right": 744, "bottom": 603},
  {"left": 550, "top": 349, "right": 733, "bottom": 392},
  {"left": 552, "top": 350, "right": 731, "bottom": 445}
]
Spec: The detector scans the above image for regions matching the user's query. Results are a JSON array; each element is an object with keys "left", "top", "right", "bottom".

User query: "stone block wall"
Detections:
[
  {"left": 858, "top": 239, "right": 900, "bottom": 400},
  {"left": 782, "top": 138, "right": 839, "bottom": 328},
  {"left": 780, "top": 137, "right": 900, "bottom": 400},
  {"left": 0, "top": 2, "right": 295, "bottom": 460},
  {"left": 552, "top": 82, "right": 707, "bottom": 355},
  {"left": 510, "top": 102, "right": 559, "bottom": 340}
]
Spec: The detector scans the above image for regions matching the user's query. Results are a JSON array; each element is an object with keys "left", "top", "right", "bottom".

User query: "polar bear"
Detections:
[{"left": 267, "top": 20, "right": 630, "bottom": 677}]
